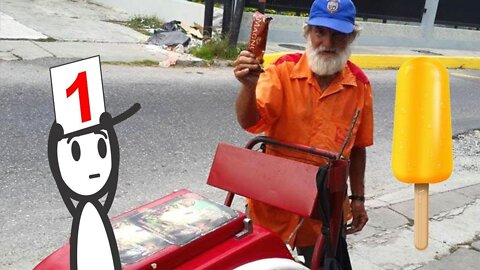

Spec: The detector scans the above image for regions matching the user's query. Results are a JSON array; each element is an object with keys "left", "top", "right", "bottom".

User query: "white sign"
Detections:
[{"left": 50, "top": 56, "right": 105, "bottom": 135}]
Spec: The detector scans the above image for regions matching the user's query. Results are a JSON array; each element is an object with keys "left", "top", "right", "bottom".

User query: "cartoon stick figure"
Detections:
[{"left": 48, "top": 56, "right": 140, "bottom": 269}]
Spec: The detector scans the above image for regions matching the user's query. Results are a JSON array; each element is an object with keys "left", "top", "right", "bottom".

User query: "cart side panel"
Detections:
[
  {"left": 176, "top": 224, "right": 293, "bottom": 270},
  {"left": 207, "top": 143, "right": 319, "bottom": 217}
]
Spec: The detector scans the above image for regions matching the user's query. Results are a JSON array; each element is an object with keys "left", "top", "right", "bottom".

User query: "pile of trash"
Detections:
[
  {"left": 145, "top": 14, "right": 223, "bottom": 67},
  {"left": 147, "top": 20, "right": 204, "bottom": 52}
]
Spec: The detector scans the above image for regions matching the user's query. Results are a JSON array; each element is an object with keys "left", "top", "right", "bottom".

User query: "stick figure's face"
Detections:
[{"left": 57, "top": 130, "right": 112, "bottom": 196}]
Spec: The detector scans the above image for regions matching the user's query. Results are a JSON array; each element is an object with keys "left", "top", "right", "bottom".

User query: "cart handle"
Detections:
[{"left": 245, "top": 136, "right": 341, "bottom": 160}]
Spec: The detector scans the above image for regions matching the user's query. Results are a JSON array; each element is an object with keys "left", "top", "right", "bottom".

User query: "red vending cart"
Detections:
[{"left": 35, "top": 137, "right": 348, "bottom": 270}]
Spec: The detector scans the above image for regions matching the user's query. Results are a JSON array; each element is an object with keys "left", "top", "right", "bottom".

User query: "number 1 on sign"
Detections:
[{"left": 66, "top": 71, "right": 91, "bottom": 123}]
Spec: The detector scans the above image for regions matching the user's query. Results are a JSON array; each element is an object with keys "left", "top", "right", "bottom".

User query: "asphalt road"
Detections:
[{"left": 1, "top": 59, "right": 479, "bottom": 269}]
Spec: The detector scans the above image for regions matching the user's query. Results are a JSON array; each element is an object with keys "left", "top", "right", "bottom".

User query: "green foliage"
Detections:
[
  {"left": 190, "top": 37, "right": 246, "bottom": 61},
  {"left": 128, "top": 15, "right": 164, "bottom": 30},
  {"left": 190, "top": 0, "right": 222, "bottom": 8},
  {"left": 124, "top": 16, "right": 164, "bottom": 35},
  {"left": 244, "top": 6, "right": 309, "bottom": 17},
  {"left": 103, "top": 60, "right": 160, "bottom": 67},
  {"left": 265, "top": 9, "right": 277, "bottom": 14},
  {"left": 243, "top": 8, "right": 279, "bottom": 15},
  {"left": 36, "top": 37, "right": 57, "bottom": 42},
  {"left": 279, "top": 11, "right": 297, "bottom": 16},
  {"left": 244, "top": 7, "right": 257, "bottom": 13}
]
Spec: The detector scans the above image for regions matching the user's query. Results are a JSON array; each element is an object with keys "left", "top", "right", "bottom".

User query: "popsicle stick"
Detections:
[{"left": 414, "top": 183, "right": 429, "bottom": 250}]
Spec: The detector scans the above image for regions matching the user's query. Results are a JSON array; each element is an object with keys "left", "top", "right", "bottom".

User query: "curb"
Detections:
[
  {"left": 176, "top": 59, "right": 209, "bottom": 67},
  {"left": 263, "top": 52, "right": 480, "bottom": 70},
  {"left": 350, "top": 54, "right": 480, "bottom": 70}
]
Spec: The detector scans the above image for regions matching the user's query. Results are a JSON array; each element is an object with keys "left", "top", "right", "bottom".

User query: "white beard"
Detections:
[{"left": 306, "top": 37, "right": 351, "bottom": 76}]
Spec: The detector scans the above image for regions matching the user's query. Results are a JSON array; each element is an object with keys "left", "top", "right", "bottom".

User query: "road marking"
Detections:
[{"left": 451, "top": 72, "right": 480, "bottom": 80}]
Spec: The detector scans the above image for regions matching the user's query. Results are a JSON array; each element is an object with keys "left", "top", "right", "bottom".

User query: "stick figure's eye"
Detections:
[
  {"left": 98, "top": 138, "right": 107, "bottom": 158},
  {"left": 71, "top": 141, "right": 81, "bottom": 161}
]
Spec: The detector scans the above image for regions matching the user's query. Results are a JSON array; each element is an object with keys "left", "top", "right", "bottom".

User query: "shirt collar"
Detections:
[{"left": 290, "top": 53, "right": 358, "bottom": 88}]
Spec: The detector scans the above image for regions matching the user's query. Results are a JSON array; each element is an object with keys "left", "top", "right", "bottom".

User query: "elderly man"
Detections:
[{"left": 233, "top": 0, "right": 373, "bottom": 268}]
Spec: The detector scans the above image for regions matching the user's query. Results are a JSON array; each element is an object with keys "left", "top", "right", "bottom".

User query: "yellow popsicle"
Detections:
[{"left": 392, "top": 57, "right": 453, "bottom": 250}]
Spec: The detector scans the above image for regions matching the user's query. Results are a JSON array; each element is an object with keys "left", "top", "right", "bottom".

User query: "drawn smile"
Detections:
[{"left": 89, "top": 173, "right": 100, "bottom": 179}]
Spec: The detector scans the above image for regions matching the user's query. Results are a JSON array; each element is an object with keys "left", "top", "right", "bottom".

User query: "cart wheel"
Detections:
[{"left": 234, "top": 258, "right": 309, "bottom": 270}]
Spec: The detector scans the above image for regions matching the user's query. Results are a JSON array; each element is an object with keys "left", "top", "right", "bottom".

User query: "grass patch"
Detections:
[
  {"left": 244, "top": 7, "right": 309, "bottom": 17},
  {"left": 448, "top": 245, "right": 460, "bottom": 253},
  {"left": 110, "top": 16, "right": 164, "bottom": 36},
  {"left": 127, "top": 16, "right": 164, "bottom": 32},
  {"left": 103, "top": 60, "right": 160, "bottom": 67},
  {"left": 190, "top": 37, "right": 246, "bottom": 61},
  {"left": 36, "top": 37, "right": 57, "bottom": 42},
  {"left": 190, "top": 0, "right": 222, "bottom": 8}
]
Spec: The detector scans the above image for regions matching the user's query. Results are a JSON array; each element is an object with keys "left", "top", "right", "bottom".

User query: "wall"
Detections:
[
  {"left": 92, "top": 0, "right": 480, "bottom": 51},
  {"left": 238, "top": 12, "right": 480, "bottom": 51},
  {"left": 92, "top": 0, "right": 207, "bottom": 26}
]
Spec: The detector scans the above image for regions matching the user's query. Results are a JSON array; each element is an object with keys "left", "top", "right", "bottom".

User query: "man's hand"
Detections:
[
  {"left": 346, "top": 200, "right": 368, "bottom": 234},
  {"left": 233, "top": 50, "right": 262, "bottom": 90},
  {"left": 347, "top": 147, "right": 368, "bottom": 234}
]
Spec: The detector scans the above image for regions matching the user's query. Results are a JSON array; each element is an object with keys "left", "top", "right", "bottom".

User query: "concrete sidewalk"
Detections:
[
  {"left": 349, "top": 182, "right": 480, "bottom": 269},
  {"left": 0, "top": 0, "right": 198, "bottom": 65},
  {"left": 1, "top": 1, "right": 480, "bottom": 269},
  {"left": 1, "top": 0, "right": 480, "bottom": 69}
]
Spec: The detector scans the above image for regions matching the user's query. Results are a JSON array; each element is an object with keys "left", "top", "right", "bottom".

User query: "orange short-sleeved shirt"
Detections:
[{"left": 245, "top": 53, "right": 374, "bottom": 247}]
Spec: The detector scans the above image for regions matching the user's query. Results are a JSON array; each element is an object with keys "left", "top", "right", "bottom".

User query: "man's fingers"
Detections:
[
  {"left": 346, "top": 214, "right": 368, "bottom": 234},
  {"left": 234, "top": 64, "right": 262, "bottom": 81},
  {"left": 234, "top": 58, "right": 259, "bottom": 68},
  {"left": 234, "top": 54, "right": 259, "bottom": 66},
  {"left": 346, "top": 223, "right": 361, "bottom": 234},
  {"left": 235, "top": 63, "right": 261, "bottom": 71},
  {"left": 235, "top": 67, "right": 250, "bottom": 77},
  {"left": 233, "top": 51, "right": 261, "bottom": 88},
  {"left": 239, "top": 50, "right": 255, "bottom": 58},
  {"left": 347, "top": 219, "right": 359, "bottom": 234},
  {"left": 358, "top": 215, "right": 368, "bottom": 230}
]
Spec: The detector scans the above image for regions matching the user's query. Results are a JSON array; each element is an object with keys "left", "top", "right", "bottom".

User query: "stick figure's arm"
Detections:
[
  {"left": 48, "top": 122, "right": 77, "bottom": 216},
  {"left": 103, "top": 177, "right": 118, "bottom": 212},
  {"left": 102, "top": 103, "right": 140, "bottom": 212},
  {"left": 61, "top": 194, "right": 77, "bottom": 216},
  {"left": 112, "top": 103, "right": 141, "bottom": 125}
]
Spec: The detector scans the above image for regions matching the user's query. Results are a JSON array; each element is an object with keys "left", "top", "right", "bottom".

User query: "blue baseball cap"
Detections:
[{"left": 307, "top": 0, "right": 356, "bottom": 34}]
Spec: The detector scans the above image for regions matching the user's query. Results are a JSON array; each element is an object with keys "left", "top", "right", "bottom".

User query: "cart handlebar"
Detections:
[{"left": 245, "top": 136, "right": 341, "bottom": 160}]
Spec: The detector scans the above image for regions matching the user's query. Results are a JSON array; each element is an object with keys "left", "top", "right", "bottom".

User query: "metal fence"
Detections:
[
  {"left": 244, "top": 0, "right": 312, "bottom": 15},
  {"left": 354, "top": 0, "right": 425, "bottom": 23},
  {"left": 435, "top": 0, "right": 480, "bottom": 28},
  {"left": 243, "top": 0, "right": 480, "bottom": 28}
]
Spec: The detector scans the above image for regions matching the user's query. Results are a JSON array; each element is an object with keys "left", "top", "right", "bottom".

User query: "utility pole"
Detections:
[
  {"left": 421, "top": 0, "right": 440, "bottom": 39},
  {"left": 203, "top": 0, "right": 215, "bottom": 41},
  {"left": 258, "top": 0, "right": 266, "bottom": 14},
  {"left": 229, "top": 0, "right": 245, "bottom": 47},
  {"left": 222, "top": 0, "right": 233, "bottom": 37}
]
